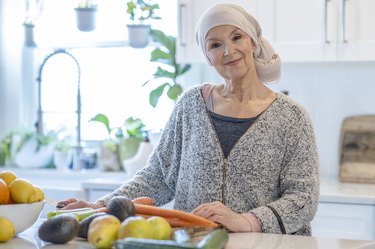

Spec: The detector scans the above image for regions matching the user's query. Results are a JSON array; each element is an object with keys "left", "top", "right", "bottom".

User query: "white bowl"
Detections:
[{"left": 0, "top": 201, "right": 45, "bottom": 233}]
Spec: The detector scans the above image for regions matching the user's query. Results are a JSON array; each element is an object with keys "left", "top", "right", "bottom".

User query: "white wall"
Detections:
[
  {"left": 0, "top": 0, "right": 25, "bottom": 137},
  {"left": 198, "top": 62, "right": 375, "bottom": 179}
]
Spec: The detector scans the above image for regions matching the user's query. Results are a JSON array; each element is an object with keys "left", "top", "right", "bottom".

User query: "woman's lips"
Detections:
[{"left": 224, "top": 58, "right": 242, "bottom": 66}]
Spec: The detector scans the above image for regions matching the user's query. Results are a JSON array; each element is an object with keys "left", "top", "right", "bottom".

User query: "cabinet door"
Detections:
[
  {"left": 338, "top": 0, "right": 375, "bottom": 60},
  {"left": 311, "top": 202, "right": 375, "bottom": 240},
  {"left": 258, "top": 0, "right": 338, "bottom": 61},
  {"left": 176, "top": 0, "right": 259, "bottom": 64}
]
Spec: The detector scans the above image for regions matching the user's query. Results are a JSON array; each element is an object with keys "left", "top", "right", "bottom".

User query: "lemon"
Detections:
[
  {"left": 28, "top": 185, "right": 45, "bottom": 203},
  {"left": 0, "top": 170, "right": 17, "bottom": 186},
  {"left": 9, "top": 178, "right": 35, "bottom": 203},
  {"left": 147, "top": 216, "right": 172, "bottom": 240},
  {"left": 0, "top": 217, "right": 15, "bottom": 242},
  {"left": 117, "top": 216, "right": 153, "bottom": 239}
]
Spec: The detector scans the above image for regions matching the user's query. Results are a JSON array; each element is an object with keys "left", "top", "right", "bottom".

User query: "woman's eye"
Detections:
[
  {"left": 233, "top": 34, "right": 242, "bottom": 41},
  {"left": 210, "top": 42, "right": 221, "bottom": 49}
]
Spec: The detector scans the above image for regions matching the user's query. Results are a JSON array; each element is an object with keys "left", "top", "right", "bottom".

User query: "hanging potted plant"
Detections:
[
  {"left": 23, "top": 0, "right": 44, "bottom": 47},
  {"left": 126, "top": 0, "right": 161, "bottom": 48},
  {"left": 74, "top": 0, "right": 98, "bottom": 32},
  {"left": 143, "top": 29, "right": 191, "bottom": 107}
]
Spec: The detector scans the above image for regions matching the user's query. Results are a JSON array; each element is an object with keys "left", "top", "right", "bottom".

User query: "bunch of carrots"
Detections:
[{"left": 99, "top": 197, "right": 219, "bottom": 228}]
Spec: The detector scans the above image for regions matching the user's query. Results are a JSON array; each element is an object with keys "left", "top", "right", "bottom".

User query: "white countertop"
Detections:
[
  {"left": 319, "top": 178, "right": 375, "bottom": 205},
  {"left": 81, "top": 177, "right": 375, "bottom": 205},
  {"left": 4, "top": 167, "right": 375, "bottom": 205},
  {"left": 4, "top": 219, "right": 374, "bottom": 249}
]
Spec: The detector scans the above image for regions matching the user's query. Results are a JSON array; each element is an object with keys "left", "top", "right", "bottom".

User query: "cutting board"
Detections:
[{"left": 339, "top": 115, "right": 375, "bottom": 183}]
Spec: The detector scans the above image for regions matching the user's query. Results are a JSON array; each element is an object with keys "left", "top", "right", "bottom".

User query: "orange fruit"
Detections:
[
  {"left": 0, "top": 170, "right": 17, "bottom": 186},
  {"left": 9, "top": 178, "right": 35, "bottom": 203},
  {"left": 0, "top": 179, "right": 10, "bottom": 204}
]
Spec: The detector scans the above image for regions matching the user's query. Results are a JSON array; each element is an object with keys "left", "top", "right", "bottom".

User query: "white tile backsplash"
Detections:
[{"left": 194, "top": 62, "right": 375, "bottom": 179}]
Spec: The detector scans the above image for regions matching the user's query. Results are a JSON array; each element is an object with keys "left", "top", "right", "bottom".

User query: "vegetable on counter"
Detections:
[
  {"left": 114, "top": 229, "right": 229, "bottom": 249},
  {"left": 134, "top": 204, "right": 219, "bottom": 228}
]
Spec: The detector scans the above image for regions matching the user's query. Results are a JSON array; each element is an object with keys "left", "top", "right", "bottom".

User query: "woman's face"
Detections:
[{"left": 205, "top": 25, "right": 255, "bottom": 80}]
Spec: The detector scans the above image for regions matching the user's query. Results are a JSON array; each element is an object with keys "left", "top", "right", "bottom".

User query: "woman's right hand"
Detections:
[{"left": 56, "top": 198, "right": 104, "bottom": 210}]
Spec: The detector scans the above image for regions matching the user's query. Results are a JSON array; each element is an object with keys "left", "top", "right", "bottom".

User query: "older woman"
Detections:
[{"left": 59, "top": 3, "right": 319, "bottom": 235}]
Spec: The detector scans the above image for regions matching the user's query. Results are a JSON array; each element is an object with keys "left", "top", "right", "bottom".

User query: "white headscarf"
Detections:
[{"left": 195, "top": 3, "right": 281, "bottom": 84}]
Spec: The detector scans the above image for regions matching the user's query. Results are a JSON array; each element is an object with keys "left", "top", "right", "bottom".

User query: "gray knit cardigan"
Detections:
[{"left": 99, "top": 85, "right": 320, "bottom": 235}]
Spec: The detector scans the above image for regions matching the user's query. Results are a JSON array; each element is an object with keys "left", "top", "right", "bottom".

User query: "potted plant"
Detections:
[
  {"left": 74, "top": 0, "right": 98, "bottom": 32},
  {"left": 125, "top": 0, "right": 161, "bottom": 48},
  {"left": 89, "top": 114, "right": 146, "bottom": 171},
  {"left": 0, "top": 127, "right": 56, "bottom": 168},
  {"left": 23, "top": 0, "right": 44, "bottom": 46},
  {"left": 143, "top": 29, "right": 191, "bottom": 107}
]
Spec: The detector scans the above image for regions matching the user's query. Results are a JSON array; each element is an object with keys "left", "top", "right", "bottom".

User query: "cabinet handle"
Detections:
[
  {"left": 341, "top": 0, "right": 348, "bottom": 43},
  {"left": 324, "top": 0, "right": 330, "bottom": 43},
  {"left": 178, "top": 3, "right": 187, "bottom": 46}
]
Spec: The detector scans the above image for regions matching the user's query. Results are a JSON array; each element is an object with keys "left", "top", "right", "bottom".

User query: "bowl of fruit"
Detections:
[{"left": 0, "top": 170, "right": 45, "bottom": 237}]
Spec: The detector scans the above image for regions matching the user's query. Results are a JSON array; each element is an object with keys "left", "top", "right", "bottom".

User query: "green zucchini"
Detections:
[
  {"left": 196, "top": 229, "right": 229, "bottom": 249},
  {"left": 114, "top": 229, "right": 229, "bottom": 249},
  {"left": 115, "top": 238, "right": 197, "bottom": 249}
]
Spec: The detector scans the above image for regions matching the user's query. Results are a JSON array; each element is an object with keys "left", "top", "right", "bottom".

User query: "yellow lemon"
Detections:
[
  {"left": 147, "top": 216, "right": 172, "bottom": 240},
  {"left": 9, "top": 178, "right": 35, "bottom": 203},
  {"left": 28, "top": 185, "right": 45, "bottom": 203},
  {"left": 0, "top": 217, "right": 15, "bottom": 242},
  {"left": 117, "top": 216, "right": 153, "bottom": 240},
  {"left": 0, "top": 170, "right": 17, "bottom": 186}
]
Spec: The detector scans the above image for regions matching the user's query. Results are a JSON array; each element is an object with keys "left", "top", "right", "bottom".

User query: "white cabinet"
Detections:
[
  {"left": 311, "top": 202, "right": 375, "bottom": 240},
  {"left": 177, "top": 0, "right": 375, "bottom": 63},
  {"left": 260, "top": 0, "right": 375, "bottom": 61},
  {"left": 257, "top": 0, "right": 337, "bottom": 61},
  {"left": 176, "top": 0, "right": 259, "bottom": 63}
]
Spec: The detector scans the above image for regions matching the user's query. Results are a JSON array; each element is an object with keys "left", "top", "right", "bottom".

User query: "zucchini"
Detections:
[
  {"left": 115, "top": 238, "right": 197, "bottom": 249},
  {"left": 196, "top": 229, "right": 229, "bottom": 249},
  {"left": 114, "top": 229, "right": 229, "bottom": 249}
]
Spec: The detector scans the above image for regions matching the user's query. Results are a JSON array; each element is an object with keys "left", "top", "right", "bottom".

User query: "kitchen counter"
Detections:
[
  {"left": 3, "top": 219, "right": 375, "bottom": 249},
  {"left": 81, "top": 177, "right": 375, "bottom": 205}
]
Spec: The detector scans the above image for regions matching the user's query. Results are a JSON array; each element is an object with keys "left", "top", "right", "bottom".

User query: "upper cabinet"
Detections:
[
  {"left": 177, "top": 0, "right": 375, "bottom": 63},
  {"left": 176, "top": 0, "right": 259, "bottom": 63}
]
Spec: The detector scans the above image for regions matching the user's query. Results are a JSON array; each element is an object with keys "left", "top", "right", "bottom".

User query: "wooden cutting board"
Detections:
[{"left": 339, "top": 115, "right": 375, "bottom": 183}]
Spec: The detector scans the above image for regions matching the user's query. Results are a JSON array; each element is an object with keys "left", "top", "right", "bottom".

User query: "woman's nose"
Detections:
[{"left": 223, "top": 43, "right": 234, "bottom": 56}]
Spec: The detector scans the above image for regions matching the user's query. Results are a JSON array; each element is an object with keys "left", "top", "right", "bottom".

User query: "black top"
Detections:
[{"left": 209, "top": 111, "right": 257, "bottom": 158}]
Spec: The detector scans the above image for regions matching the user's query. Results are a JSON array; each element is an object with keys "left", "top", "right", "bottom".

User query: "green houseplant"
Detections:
[
  {"left": 89, "top": 114, "right": 146, "bottom": 171},
  {"left": 0, "top": 127, "right": 56, "bottom": 168},
  {"left": 125, "top": 0, "right": 161, "bottom": 48},
  {"left": 144, "top": 29, "right": 191, "bottom": 107}
]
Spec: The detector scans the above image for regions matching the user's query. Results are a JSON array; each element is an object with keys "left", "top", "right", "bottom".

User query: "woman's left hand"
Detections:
[{"left": 192, "top": 201, "right": 250, "bottom": 232}]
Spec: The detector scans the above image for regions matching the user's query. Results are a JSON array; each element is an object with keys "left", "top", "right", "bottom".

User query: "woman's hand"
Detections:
[
  {"left": 192, "top": 201, "right": 251, "bottom": 232},
  {"left": 56, "top": 198, "right": 104, "bottom": 210}
]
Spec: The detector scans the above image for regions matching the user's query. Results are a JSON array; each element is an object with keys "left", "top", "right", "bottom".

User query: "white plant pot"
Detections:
[
  {"left": 75, "top": 7, "right": 97, "bottom": 32},
  {"left": 127, "top": 24, "right": 151, "bottom": 48},
  {"left": 24, "top": 24, "right": 36, "bottom": 47},
  {"left": 123, "top": 141, "right": 153, "bottom": 177},
  {"left": 53, "top": 150, "right": 72, "bottom": 171},
  {"left": 14, "top": 138, "right": 54, "bottom": 168}
]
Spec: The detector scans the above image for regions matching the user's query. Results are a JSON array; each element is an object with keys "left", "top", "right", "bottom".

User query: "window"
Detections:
[{"left": 30, "top": 0, "right": 178, "bottom": 142}]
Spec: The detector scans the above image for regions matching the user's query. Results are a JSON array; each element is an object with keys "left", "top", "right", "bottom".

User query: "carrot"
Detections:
[
  {"left": 132, "top": 197, "right": 154, "bottom": 206},
  {"left": 134, "top": 204, "right": 219, "bottom": 228},
  {"left": 136, "top": 214, "right": 198, "bottom": 228}
]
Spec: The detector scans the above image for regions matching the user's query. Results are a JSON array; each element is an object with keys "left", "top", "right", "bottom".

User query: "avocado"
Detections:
[
  {"left": 78, "top": 212, "right": 106, "bottom": 239},
  {"left": 38, "top": 215, "right": 79, "bottom": 244},
  {"left": 107, "top": 196, "right": 135, "bottom": 222}
]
